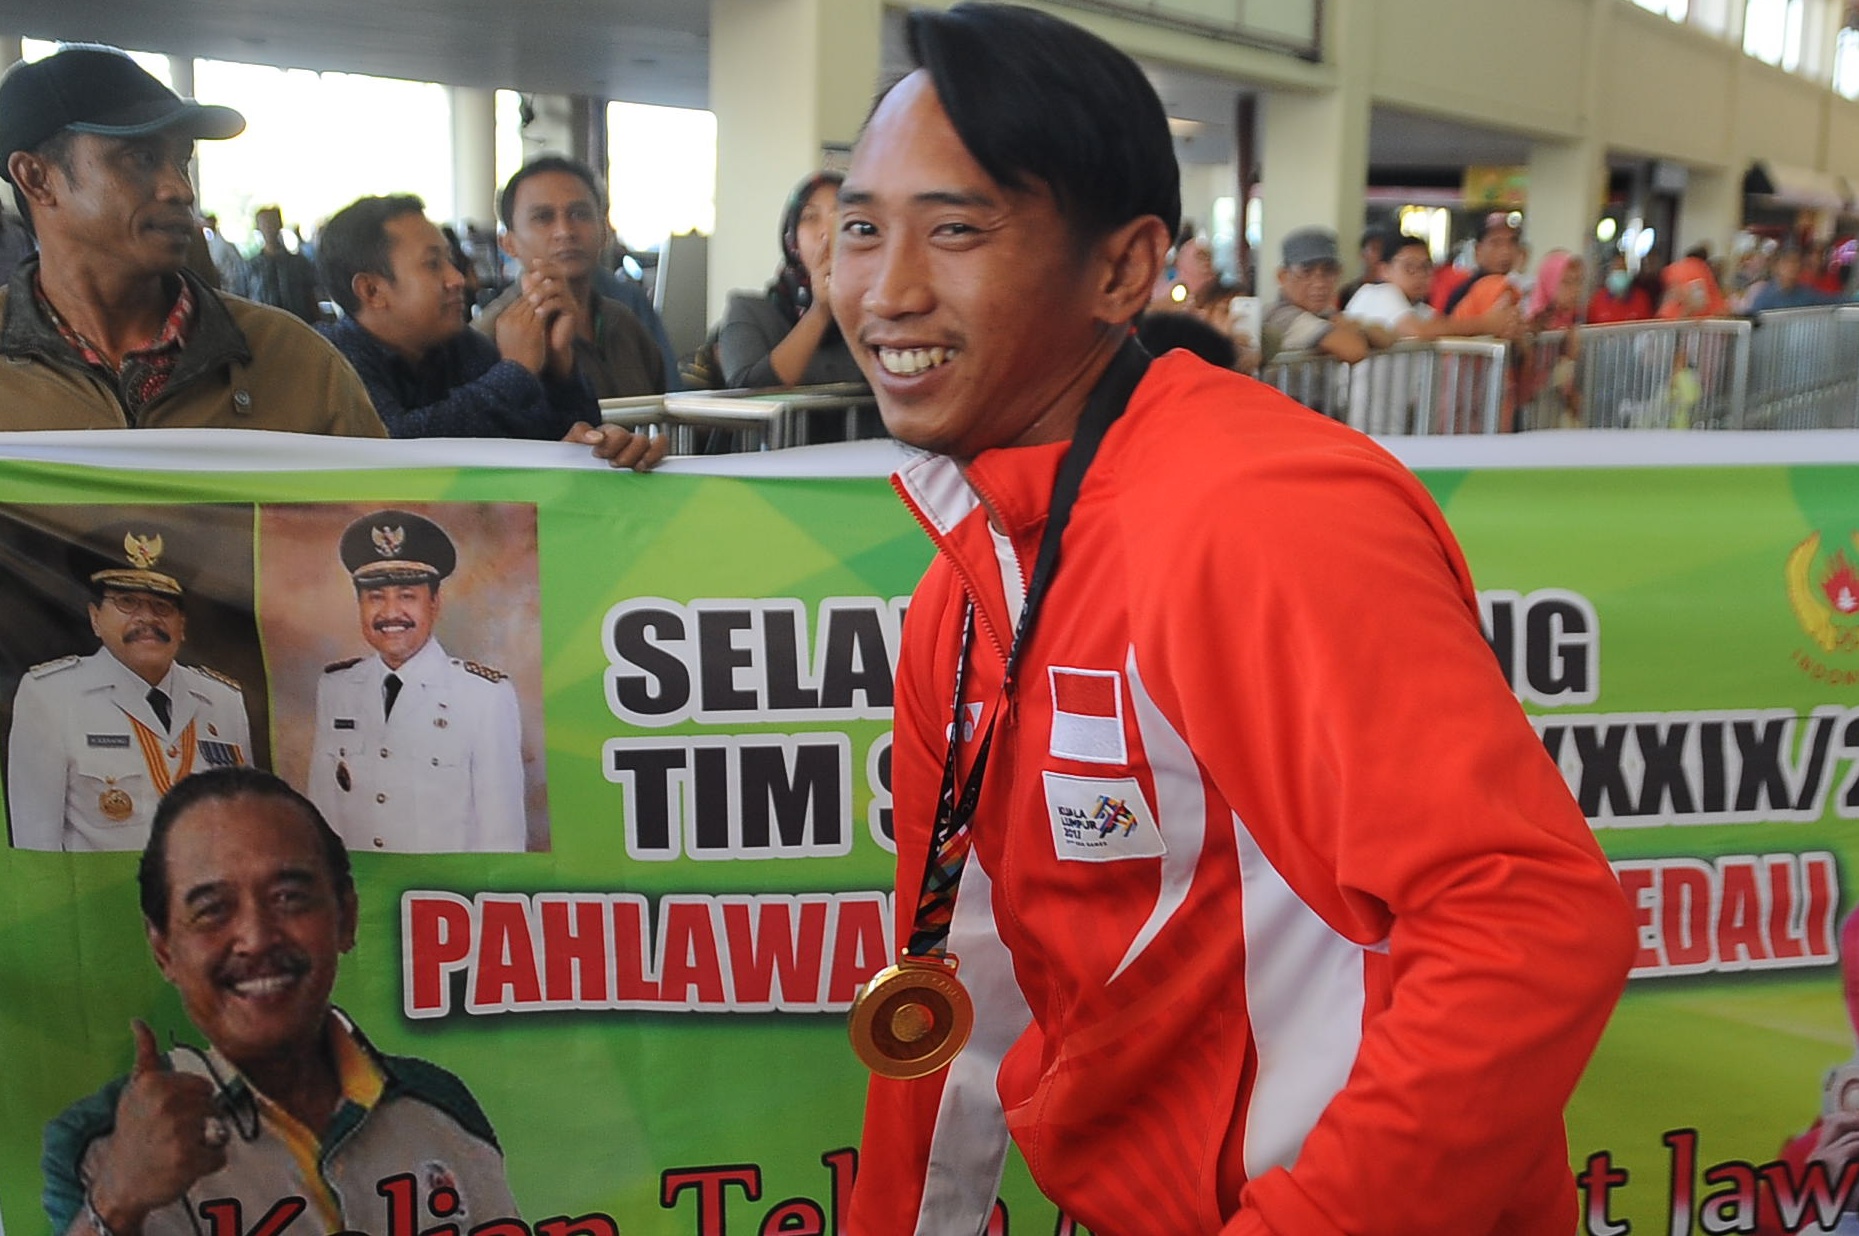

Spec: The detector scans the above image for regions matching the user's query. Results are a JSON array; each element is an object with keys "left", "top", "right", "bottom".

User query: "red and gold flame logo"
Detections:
[{"left": 1787, "top": 533, "right": 1859, "bottom": 655}]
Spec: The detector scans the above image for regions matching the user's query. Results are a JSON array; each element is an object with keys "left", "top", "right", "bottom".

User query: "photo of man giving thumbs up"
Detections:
[{"left": 41, "top": 768, "right": 518, "bottom": 1236}]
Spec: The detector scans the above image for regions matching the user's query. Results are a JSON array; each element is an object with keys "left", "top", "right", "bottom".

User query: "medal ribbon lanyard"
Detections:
[{"left": 904, "top": 337, "right": 1151, "bottom": 961}]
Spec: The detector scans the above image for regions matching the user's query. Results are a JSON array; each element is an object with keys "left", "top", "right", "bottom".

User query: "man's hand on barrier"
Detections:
[
  {"left": 85, "top": 1022, "right": 229, "bottom": 1236},
  {"left": 1475, "top": 301, "right": 1523, "bottom": 341},
  {"left": 566, "top": 422, "right": 669, "bottom": 473}
]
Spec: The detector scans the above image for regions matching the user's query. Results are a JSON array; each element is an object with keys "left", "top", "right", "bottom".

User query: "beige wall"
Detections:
[
  {"left": 1602, "top": 12, "right": 1739, "bottom": 166},
  {"left": 1369, "top": 0, "right": 1589, "bottom": 138}
]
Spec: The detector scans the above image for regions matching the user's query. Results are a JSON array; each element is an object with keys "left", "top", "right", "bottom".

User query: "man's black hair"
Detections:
[
  {"left": 139, "top": 767, "right": 354, "bottom": 931},
  {"left": 498, "top": 156, "right": 604, "bottom": 231},
  {"left": 900, "top": 3, "right": 1181, "bottom": 243},
  {"left": 1134, "top": 311, "right": 1236, "bottom": 370},
  {"left": 1387, "top": 233, "right": 1430, "bottom": 260},
  {"left": 316, "top": 193, "right": 426, "bottom": 316},
  {"left": 14, "top": 128, "right": 78, "bottom": 237}
]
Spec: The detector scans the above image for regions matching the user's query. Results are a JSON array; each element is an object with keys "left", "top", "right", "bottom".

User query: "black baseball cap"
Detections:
[{"left": 0, "top": 46, "right": 245, "bottom": 184}]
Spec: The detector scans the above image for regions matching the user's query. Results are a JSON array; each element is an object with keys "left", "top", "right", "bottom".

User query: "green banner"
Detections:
[{"left": 0, "top": 435, "right": 1855, "bottom": 1236}]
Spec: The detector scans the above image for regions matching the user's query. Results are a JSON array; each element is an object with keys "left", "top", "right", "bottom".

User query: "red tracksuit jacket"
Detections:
[{"left": 850, "top": 351, "right": 1635, "bottom": 1236}]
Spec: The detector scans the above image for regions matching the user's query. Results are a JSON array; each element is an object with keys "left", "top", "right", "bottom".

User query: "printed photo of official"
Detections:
[
  {"left": 257, "top": 502, "right": 548, "bottom": 853},
  {"left": 42, "top": 767, "right": 519, "bottom": 1236},
  {"left": 0, "top": 506, "right": 267, "bottom": 852}
]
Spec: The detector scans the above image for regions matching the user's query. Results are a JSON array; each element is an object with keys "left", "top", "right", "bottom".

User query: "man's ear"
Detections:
[
  {"left": 8, "top": 150, "right": 58, "bottom": 216},
  {"left": 498, "top": 230, "right": 519, "bottom": 262},
  {"left": 352, "top": 271, "right": 388, "bottom": 313},
  {"left": 1091, "top": 214, "right": 1171, "bottom": 327}
]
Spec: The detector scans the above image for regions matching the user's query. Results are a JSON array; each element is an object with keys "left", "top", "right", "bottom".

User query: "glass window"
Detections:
[
  {"left": 192, "top": 61, "right": 451, "bottom": 249},
  {"left": 1691, "top": 0, "right": 1734, "bottom": 35},
  {"left": 1634, "top": 0, "right": 1691, "bottom": 20},
  {"left": 1745, "top": 0, "right": 1796, "bottom": 64},
  {"left": 606, "top": 102, "right": 716, "bottom": 252},
  {"left": 1836, "top": 24, "right": 1859, "bottom": 95}
]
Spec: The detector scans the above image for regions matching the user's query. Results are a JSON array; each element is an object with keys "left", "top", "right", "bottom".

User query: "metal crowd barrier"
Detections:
[
  {"left": 1261, "top": 339, "right": 1508, "bottom": 435},
  {"left": 630, "top": 314, "right": 1859, "bottom": 451},
  {"left": 1266, "top": 307, "right": 1858, "bottom": 435},
  {"left": 600, "top": 383, "right": 875, "bottom": 454},
  {"left": 1746, "top": 306, "right": 1859, "bottom": 430},
  {"left": 1573, "top": 318, "right": 1750, "bottom": 431}
]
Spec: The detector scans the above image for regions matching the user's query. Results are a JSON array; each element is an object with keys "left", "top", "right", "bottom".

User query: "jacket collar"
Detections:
[{"left": 2, "top": 256, "right": 251, "bottom": 384}]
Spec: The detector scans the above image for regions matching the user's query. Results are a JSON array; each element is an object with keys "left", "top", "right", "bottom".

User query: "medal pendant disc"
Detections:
[
  {"left": 99, "top": 788, "right": 134, "bottom": 821},
  {"left": 848, "top": 955, "right": 974, "bottom": 1079}
]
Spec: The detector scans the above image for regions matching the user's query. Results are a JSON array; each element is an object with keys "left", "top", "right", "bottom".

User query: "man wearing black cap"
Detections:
[
  {"left": 1260, "top": 226, "right": 1384, "bottom": 366},
  {"left": 308, "top": 510, "right": 526, "bottom": 853},
  {"left": 7, "top": 525, "right": 251, "bottom": 851},
  {"left": 0, "top": 46, "right": 384, "bottom": 434}
]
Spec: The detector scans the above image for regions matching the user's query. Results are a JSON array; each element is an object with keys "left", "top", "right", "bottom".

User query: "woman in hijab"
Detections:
[
  {"left": 1521, "top": 249, "right": 1585, "bottom": 428},
  {"left": 716, "top": 170, "right": 864, "bottom": 388},
  {"left": 1525, "top": 249, "right": 1586, "bottom": 331},
  {"left": 1657, "top": 254, "right": 1729, "bottom": 319}
]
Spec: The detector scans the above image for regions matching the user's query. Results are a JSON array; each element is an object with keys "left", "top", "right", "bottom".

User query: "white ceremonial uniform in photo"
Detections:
[
  {"left": 5, "top": 649, "right": 251, "bottom": 851},
  {"left": 309, "top": 637, "right": 525, "bottom": 852}
]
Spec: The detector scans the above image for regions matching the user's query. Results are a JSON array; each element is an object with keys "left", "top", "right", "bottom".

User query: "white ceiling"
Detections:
[
  {"left": 0, "top": 0, "right": 1558, "bottom": 174},
  {"left": 0, "top": 0, "right": 713, "bottom": 108}
]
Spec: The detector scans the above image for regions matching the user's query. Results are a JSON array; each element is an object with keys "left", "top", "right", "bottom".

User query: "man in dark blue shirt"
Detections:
[
  {"left": 1748, "top": 246, "right": 1846, "bottom": 314},
  {"left": 316, "top": 193, "right": 664, "bottom": 468}
]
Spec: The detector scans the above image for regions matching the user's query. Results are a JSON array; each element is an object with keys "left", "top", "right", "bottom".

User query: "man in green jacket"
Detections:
[{"left": 0, "top": 46, "right": 382, "bottom": 435}]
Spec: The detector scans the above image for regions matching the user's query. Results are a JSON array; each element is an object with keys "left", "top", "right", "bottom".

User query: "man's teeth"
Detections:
[
  {"left": 232, "top": 974, "right": 297, "bottom": 997},
  {"left": 878, "top": 346, "right": 955, "bottom": 376}
]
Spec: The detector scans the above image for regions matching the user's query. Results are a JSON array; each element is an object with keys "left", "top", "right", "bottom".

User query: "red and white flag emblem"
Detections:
[{"left": 1047, "top": 667, "right": 1125, "bottom": 764}]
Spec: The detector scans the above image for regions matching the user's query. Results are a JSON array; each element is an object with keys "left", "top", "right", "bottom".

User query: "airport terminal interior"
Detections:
[{"left": 1, "top": 0, "right": 1855, "bottom": 368}]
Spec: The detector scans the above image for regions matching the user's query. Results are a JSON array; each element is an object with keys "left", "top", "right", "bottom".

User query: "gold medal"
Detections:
[
  {"left": 848, "top": 954, "right": 974, "bottom": 1079},
  {"left": 98, "top": 787, "right": 134, "bottom": 821}
]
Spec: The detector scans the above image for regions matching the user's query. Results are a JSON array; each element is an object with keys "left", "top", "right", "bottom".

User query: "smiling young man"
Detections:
[
  {"left": 316, "top": 193, "right": 664, "bottom": 468},
  {"left": 7, "top": 526, "right": 251, "bottom": 852},
  {"left": 0, "top": 47, "right": 382, "bottom": 434},
  {"left": 476, "top": 158, "right": 666, "bottom": 399},
  {"left": 833, "top": 7, "right": 1635, "bottom": 1235},
  {"left": 308, "top": 509, "right": 526, "bottom": 854},
  {"left": 41, "top": 767, "right": 518, "bottom": 1236}
]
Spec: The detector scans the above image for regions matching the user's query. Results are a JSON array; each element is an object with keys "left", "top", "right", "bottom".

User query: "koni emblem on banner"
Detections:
[{"left": 0, "top": 431, "right": 1853, "bottom": 1236}]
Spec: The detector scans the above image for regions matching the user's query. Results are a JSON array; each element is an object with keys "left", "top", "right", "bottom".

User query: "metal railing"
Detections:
[
  {"left": 1261, "top": 306, "right": 1858, "bottom": 436},
  {"left": 1573, "top": 318, "right": 1751, "bottom": 431},
  {"left": 600, "top": 383, "right": 875, "bottom": 454},
  {"left": 1746, "top": 306, "right": 1859, "bottom": 430},
  {"left": 1261, "top": 339, "right": 1507, "bottom": 435}
]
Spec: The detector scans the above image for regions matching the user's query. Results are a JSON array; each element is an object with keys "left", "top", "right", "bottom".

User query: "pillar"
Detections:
[
  {"left": 449, "top": 86, "right": 497, "bottom": 231},
  {"left": 569, "top": 94, "right": 609, "bottom": 177},
  {"left": 1, "top": 38, "right": 18, "bottom": 217},
  {"left": 167, "top": 54, "right": 194, "bottom": 98},
  {"left": 708, "top": 0, "right": 881, "bottom": 322},
  {"left": 519, "top": 93, "right": 578, "bottom": 166},
  {"left": 168, "top": 55, "right": 202, "bottom": 209},
  {"left": 1255, "top": 0, "right": 1371, "bottom": 285},
  {"left": 1527, "top": 137, "right": 1609, "bottom": 262},
  {"left": 1677, "top": 166, "right": 1742, "bottom": 260}
]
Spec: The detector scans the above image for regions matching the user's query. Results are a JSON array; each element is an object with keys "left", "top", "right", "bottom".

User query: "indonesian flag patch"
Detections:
[{"left": 1047, "top": 667, "right": 1126, "bottom": 765}]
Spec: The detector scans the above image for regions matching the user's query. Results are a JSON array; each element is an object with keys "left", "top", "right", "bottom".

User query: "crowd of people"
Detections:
[
  {"left": 1127, "top": 208, "right": 1855, "bottom": 432},
  {"left": 4, "top": 38, "right": 1855, "bottom": 457},
  {"left": 0, "top": 45, "right": 669, "bottom": 468},
  {"left": 1140, "top": 211, "right": 1855, "bottom": 371}
]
